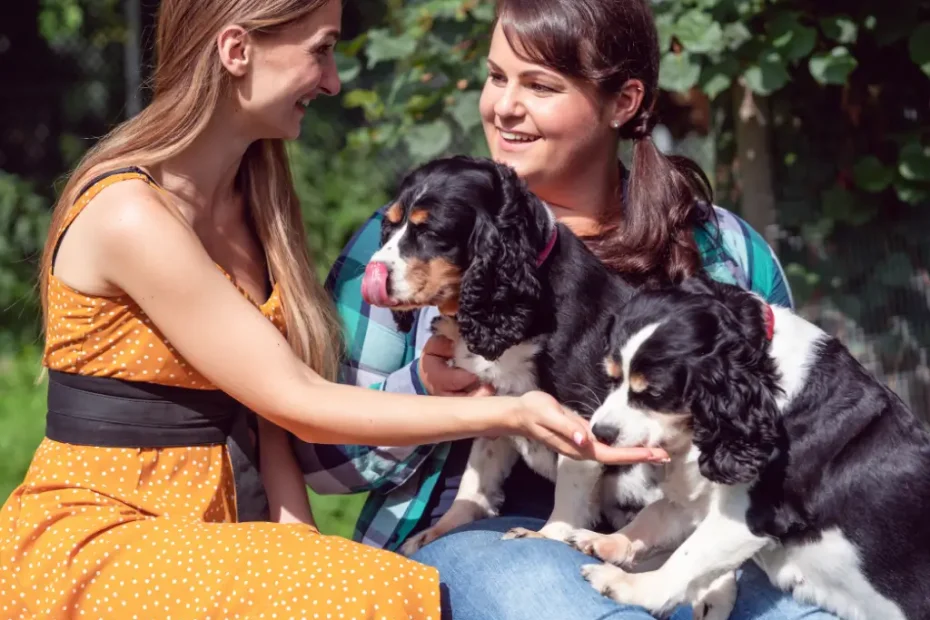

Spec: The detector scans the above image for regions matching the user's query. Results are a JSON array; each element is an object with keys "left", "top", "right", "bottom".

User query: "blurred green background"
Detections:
[{"left": 3, "top": 0, "right": 930, "bottom": 537}]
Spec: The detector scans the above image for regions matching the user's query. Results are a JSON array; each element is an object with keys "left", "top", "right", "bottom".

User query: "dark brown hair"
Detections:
[{"left": 495, "top": 0, "right": 715, "bottom": 286}]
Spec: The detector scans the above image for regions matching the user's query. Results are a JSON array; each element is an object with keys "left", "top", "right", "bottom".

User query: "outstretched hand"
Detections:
[{"left": 515, "top": 391, "right": 670, "bottom": 464}]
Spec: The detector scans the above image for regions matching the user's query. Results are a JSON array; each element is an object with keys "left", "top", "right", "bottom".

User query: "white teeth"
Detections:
[
  {"left": 500, "top": 130, "right": 538, "bottom": 142},
  {"left": 299, "top": 98, "right": 311, "bottom": 107}
]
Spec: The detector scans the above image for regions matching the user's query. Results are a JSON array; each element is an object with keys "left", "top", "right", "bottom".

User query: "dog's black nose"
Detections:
[{"left": 591, "top": 423, "right": 620, "bottom": 445}]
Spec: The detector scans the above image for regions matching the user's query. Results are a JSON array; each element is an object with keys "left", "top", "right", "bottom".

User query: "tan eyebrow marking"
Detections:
[
  {"left": 386, "top": 203, "right": 403, "bottom": 224},
  {"left": 409, "top": 208, "right": 429, "bottom": 225},
  {"left": 604, "top": 356, "right": 622, "bottom": 380},
  {"left": 629, "top": 373, "right": 648, "bottom": 393}
]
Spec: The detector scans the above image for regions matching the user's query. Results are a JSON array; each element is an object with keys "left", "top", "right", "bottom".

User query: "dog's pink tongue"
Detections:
[{"left": 361, "top": 262, "right": 392, "bottom": 307}]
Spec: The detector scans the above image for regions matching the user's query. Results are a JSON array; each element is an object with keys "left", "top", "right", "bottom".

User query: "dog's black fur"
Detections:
[
  {"left": 382, "top": 155, "right": 640, "bottom": 420},
  {"left": 600, "top": 275, "right": 930, "bottom": 618}
]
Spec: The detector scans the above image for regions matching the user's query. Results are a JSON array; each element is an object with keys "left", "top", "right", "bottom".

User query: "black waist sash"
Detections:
[
  {"left": 45, "top": 370, "right": 270, "bottom": 521},
  {"left": 46, "top": 370, "right": 239, "bottom": 447}
]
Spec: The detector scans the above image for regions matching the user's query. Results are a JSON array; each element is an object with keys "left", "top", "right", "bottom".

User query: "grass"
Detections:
[
  {"left": 0, "top": 347, "right": 366, "bottom": 537},
  {"left": 0, "top": 346, "right": 46, "bottom": 502}
]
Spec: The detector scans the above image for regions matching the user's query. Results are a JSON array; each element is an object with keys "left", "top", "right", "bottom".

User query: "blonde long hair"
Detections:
[{"left": 39, "top": 0, "right": 343, "bottom": 381}]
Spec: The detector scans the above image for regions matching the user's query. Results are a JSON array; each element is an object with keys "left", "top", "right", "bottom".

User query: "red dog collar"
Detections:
[
  {"left": 536, "top": 226, "right": 558, "bottom": 267},
  {"left": 763, "top": 303, "right": 775, "bottom": 341}
]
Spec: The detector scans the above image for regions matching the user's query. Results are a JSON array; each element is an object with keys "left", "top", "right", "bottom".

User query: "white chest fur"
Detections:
[
  {"left": 451, "top": 338, "right": 541, "bottom": 396},
  {"left": 755, "top": 530, "right": 907, "bottom": 620}
]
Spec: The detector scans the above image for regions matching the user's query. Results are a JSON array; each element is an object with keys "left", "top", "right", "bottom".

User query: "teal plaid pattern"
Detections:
[{"left": 295, "top": 203, "right": 793, "bottom": 551}]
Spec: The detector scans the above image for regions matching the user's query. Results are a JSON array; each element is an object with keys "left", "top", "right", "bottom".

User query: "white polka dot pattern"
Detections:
[
  {"left": 42, "top": 172, "right": 288, "bottom": 389},
  {"left": 0, "top": 171, "right": 444, "bottom": 618},
  {"left": 0, "top": 440, "right": 442, "bottom": 618}
]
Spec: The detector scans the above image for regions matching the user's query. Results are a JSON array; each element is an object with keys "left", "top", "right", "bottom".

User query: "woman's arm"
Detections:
[
  {"left": 86, "top": 183, "right": 661, "bottom": 463},
  {"left": 258, "top": 417, "right": 316, "bottom": 525},
  {"left": 699, "top": 207, "right": 795, "bottom": 309},
  {"left": 298, "top": 208, "right": 487, "bottom": 495}
]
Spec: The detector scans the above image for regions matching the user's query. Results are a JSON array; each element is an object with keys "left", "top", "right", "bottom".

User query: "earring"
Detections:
[{"left": 610, "top": 120, "right": 620, "bottom": 129}]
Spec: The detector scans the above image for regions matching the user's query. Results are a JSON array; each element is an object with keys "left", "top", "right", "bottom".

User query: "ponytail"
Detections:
[{"left": 588, "top": 109, "right": 716, "bottom": 286}]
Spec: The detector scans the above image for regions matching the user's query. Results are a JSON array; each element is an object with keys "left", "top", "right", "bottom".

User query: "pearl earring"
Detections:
[{"left": 610, "top": 120, "right": 620, "bottom": 129}]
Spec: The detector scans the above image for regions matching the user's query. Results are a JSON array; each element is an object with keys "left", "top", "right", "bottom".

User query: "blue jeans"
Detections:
[{"left": 413, "top": 516, "right": 838, "bottom": 620}]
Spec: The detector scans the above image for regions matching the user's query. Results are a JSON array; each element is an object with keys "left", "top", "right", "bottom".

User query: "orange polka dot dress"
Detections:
[{"left": 0, "top": 170, "right": 443, "bottom": 619}]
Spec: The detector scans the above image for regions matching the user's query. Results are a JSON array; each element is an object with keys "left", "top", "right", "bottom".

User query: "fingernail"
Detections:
[{"left": 573, "top": 431, "right": 585, "bottom": 446}]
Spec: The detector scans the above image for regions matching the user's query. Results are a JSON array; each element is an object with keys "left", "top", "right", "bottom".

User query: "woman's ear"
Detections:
[
  {"left": 217, "top": 25, "right": 251, "bottom": 77},
  {"left": 608, "top": 78, "right": 647, "bottom": 129}
]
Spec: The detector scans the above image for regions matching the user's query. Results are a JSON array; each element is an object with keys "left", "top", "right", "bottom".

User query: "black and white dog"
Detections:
[
  {"left": 359, "top": 155, "right": 664, "bottom": 555},
  {"left": 574, "top": 275, "right": 930, "bottom": 620}
]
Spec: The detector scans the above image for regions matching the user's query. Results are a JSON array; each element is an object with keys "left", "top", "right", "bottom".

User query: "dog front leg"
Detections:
[
  {"left": 399, "top": 437, "right": 518, "bottom": 556},
  {"left": 581, "top": 487, "right": 769, "bottom": 617},
  {"left": 567, "top": 496, "right": 694, "bottom": 568},
  {"left": 503, "top": 455, "right": 603, "bottom": 543}
]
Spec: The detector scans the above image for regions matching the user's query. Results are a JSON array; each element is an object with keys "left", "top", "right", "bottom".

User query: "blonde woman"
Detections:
[{"left": 0, "top": 1, "right": 663, "bottom": 618}]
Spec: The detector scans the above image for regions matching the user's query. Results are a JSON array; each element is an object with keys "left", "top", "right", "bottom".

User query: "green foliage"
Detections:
[
  {"left": 334, "top": 0, "right": 930, "bottom": 370},
  {"left": 0, "top": 347, "right": 46, "bottom": 502},
  {"left": 0, "top": 173, "right": 50, "bottom": 355},
  {"left": 335, "top": 0, "right": 493, "bottom": 166}
]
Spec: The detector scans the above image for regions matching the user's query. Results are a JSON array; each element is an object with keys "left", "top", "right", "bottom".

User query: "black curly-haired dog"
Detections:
[
  {"left": 359, "top": 155, "right": 666, "bottom": 556},
  {"left": 574, "top": 275, "right": 930, "bottom": 620}
]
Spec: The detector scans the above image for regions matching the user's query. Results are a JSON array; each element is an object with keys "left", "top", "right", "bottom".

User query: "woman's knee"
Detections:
[{"left": 411, "top": 518, "right": 655, "bottom": 620}]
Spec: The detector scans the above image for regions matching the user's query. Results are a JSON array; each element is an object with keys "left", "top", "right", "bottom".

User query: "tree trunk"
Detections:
[
  {"left": 732, "top": 82, "right": 778, "bottom": 247},
  {"left": 123, "top": 0, "right": 141, "bottom": 118}
]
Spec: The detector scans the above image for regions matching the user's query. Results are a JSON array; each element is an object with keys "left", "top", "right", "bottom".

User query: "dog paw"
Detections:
[
  {"left": 581, "top": 564, "right": 637, "bottom": 603},
  {"left": 501, "top": 526, "right": 546, "bottom": 541},
  {"left": 399, "top": 528, "right": 443, "bottom": 556},
  {"left": 693, "top": 572, "right": 738, "bottom": 620},
  {"left": 567, "top": 531, "right": 635, "bottom": 567}
]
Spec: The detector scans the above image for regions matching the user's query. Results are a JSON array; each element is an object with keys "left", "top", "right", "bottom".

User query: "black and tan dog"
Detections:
[
  {"left": 360, "top": 155, "right": 663, "bottom": 555},
  {"left": 574, "top": 275, "right": 930, "bottom": 620}
]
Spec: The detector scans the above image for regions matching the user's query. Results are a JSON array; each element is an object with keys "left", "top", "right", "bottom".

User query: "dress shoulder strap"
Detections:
[{"left": 51, "top": 166, "right": 160, "bottom": 272}]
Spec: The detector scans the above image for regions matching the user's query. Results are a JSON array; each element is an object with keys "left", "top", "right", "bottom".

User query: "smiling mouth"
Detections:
[{"left": 498, "top": 128, "right": 540, "bottom": 143}]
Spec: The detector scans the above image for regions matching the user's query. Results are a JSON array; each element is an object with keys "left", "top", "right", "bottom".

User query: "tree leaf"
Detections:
[
  {"left": 908, "top": 23, "right": 930, "bottom": 77},
  {"left": 448, "top": 90, "right": 482, "bottom": 132},
  {"left": 722, "top": 22, "right": 752, "bottom": 51},
  {"left": 659, "top": 52, "right": 701, "bottom": 93},
  {"left": 808, "top": 47, "right": 858, "bottom": 85},
  {"left": 470, "top": 2, "right": 496, "bottom": 23},
  {"left": 674, "top": 10, "right": 724, "bottom": 54},
  {"left": 743, "top": 52, "right": 789, "bottom": 95},
  {"left": 769, "top": 13, "right": 817, "bottom": 62},
  {"left": 655, "top": 13, "right": 674, "bottom": 53},
  {"left": 820, "top": 16, "right": 859, "bottom": 44},
  {"left": 334, "top": 52, "right": 361, "bottom": 84},
  {"left": 894, "top": 179, "right": 930, "bottom": 205},
  {"left": 898, "top": 141, "right": 930, "bottom": 182},
  {"left": 699, "top": 57, "right": 738, "bottom": 100},
  {"left": 365, "top": 29, "right": 418, "bottom": 68},
  {"left": 853, "top": 156, "right": 894, "bottom": 193},
  {"left": 404, "top": 119, "right": 453, "bottom": 161}
]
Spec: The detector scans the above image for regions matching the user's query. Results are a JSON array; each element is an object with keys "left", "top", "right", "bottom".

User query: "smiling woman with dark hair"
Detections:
[{"left": 297, "top": 0, "right": 840, "bottom": 619}]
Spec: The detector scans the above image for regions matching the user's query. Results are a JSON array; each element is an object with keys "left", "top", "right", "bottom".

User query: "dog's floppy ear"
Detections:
[
  {"left": 457, "top": 163, "right": 542, "bottom": 360},
  {"left": 680, "top": 274, "right": 771, "bottom": 353},
  {"left": 687, "top": 305, "right": 781, "bottom": 485}
]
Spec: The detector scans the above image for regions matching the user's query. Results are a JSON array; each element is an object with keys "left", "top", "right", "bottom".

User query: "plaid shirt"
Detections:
[{"left": 295, "top": 203, "right": 793, "bottom": 551}]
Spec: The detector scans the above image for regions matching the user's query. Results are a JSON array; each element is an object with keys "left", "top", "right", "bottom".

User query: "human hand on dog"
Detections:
[
  {"left": 419, "top": 334, "right": 495, "bottom": 397},
  {"left": 515, "top": 392, "right": 670, "bottom": 464}
]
